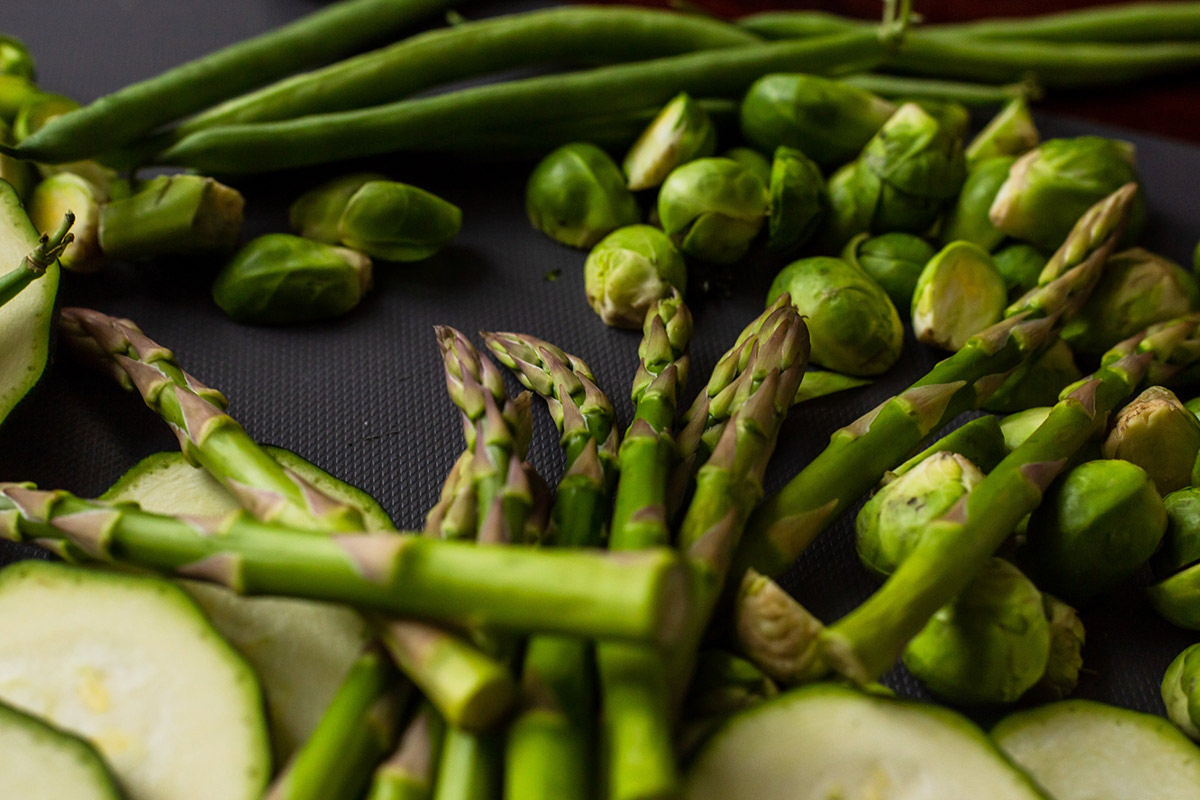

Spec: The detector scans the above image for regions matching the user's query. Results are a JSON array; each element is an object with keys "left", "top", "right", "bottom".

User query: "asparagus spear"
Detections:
[
  {"left": 58, "top": 307, "right": 366, "bottom": 532},
  {"left": 0, "top": 211, "right": 73, "bottom": 308},
  {"left": 0, "top": 485, "right": 686, "bottom": 644},
  {"left": 598, "top": 290, "right": 693, "bottom": 800},
  {"left": 730, "top": 183, "right": 1139, "bottom": 583},
  {"left": 367, "top": 704, "right": 444, "bottom": 800},
  {"left": 483, "top": 332, "right": 620, "bottom": 800},
  {"left": 267, "top": 647, "right": 407, "bottom": 800}
]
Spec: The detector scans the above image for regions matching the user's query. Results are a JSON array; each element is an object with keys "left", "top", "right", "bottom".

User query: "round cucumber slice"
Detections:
[
  {"left": 0, "top": 560, "right": 270, "bottom": 800},
  {"left": 0, "top": 698, "right": 125, "bottom": 800},
  {"left": 101, "top": 448, "right": 375, "bottom": 762},
  {"left": 993, "top": 700, "right": 1200, "bottom": 800},
  {"left": 686, "top": 683, "right": 1045, "bottom": 800}
]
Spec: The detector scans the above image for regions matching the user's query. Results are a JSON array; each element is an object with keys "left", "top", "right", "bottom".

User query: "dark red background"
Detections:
[{"left": 617, "top": 0, "right": 1200, "bottom": 144}]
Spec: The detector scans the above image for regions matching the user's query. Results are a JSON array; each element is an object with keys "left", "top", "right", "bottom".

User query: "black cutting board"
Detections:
[{"left": 3, "top": 0, "right": 1198, "bottom": 721}]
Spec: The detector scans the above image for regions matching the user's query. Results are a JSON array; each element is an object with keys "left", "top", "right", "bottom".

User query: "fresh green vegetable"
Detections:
[
  {"left": 268, "top": 648, "right": 404, "bottom": 800},
  {"left": 1104, "top": 386, "right": 1200, "bottom": 495},
  {"left": 966, "top": 97, "right": 1039, "bottom": 166},
  {"left": 1163, "top": 644, "right": 1200, "bottom": 740},
  {"left": 993, "top": 243, "right": 1047, "bottom": 295},
  {"left": 903, "top": 558, "right": 1051, "bottom": 705},
  {"left": 793, "top": 368, "right": 872, "bottom": 404},
  {"left": 212, "top": 234, "right": 372, "bottom": 324},
  {"left": 891, "top": 415, "right": 1008, "bottom": 478},
  {"left": 766, "top": 146, "right": 826, "bottom": 255},
  {"left": 338, "top": 181, "right": 460, "bottom": 262},
  {"left": 658, "top": 156, "right": 768, "bottom": 264},
  {"left": 367, "top": 704, "right": 443, "bottom": 800},
  {"left": 98, "top": 174, "right": 243, "bottom": 259},
  {"left": 841, "top": 231, "right": 934, "bottom": 309},
  {"left": 857, "top": 451, "right": 985, "bottom": 579},
  {"left": 157, "top": 32, "right": 882, "bottom": 173},
  {"left": 941, "top": 156, "right": 1016, "bottom": 250},
  {"left": 1161, "top": 487, "right": 1200, "bottom": 576},
  {"left": 8, "top": 0, "right": 463, "bottom": 163},
  {"left": 1063, "top": 247, "right": 1200, "bottom": 355},
  {"left": 1000, "top": 406, "right": 1052, "bottom": 452},
  {"left": 912, "top": 241, "right": 1007, "bottom": 352},
  {"left": 734, "top": 183, "right": 1137, "bottom": 584},
  {"left": 993, "top": 700, "right": 1200, "bottom": 800},
  {"left": 767, "top": 256, "right": 903, "bottom": 376},
  {"left": 983, "top": 340, "right": 1082, "bottom": 413},
  {"left": 434, "top": 729, "right": 500, "bottom": 800},
  {"left": 739, "top": 73, "right": 896, "bottom": 168},
  {"left": 0, "top": 119, "right": 33, "bottom": 200},
  {"left": 0, "top": 698, "right": 125, "bottom": 800},
  {"left": 11, "top": 92, "right": 77, "bottom": 143},
  {"left": 27, "top": 173, "right": 103, "bottom": 272},
  {"left": 0, "top": 210, "right": 70, "bottom": 311},
  {"left": 0, "top": 75, "right": 40, "bottom": 122},
  {"left": 1035, "top": 595, "right": 1087, "bottom": 701},
  {"left": 841, "top": 74, "right": 1035, "bottom": 108},
  {"left": 0, "top": 36, "right": 34, "bottom": 81},
  {"left": 723, "top": 146, "right": 771, "bottom": 184},
  {"left": 623, "top": 92, "right": 716, "bottom": 191},
  {"left": 526, "top": 143, "right": 639, "bottom": 248},
  {"left": 991, "top": 137, "right": 1144, "bottom": 252},
  {"left": 686, "top": 684, "right": 1047, "bottom": 800},
  {"left": 1024, "top": 458, "right": 1167, "bottom": 602},
  {"left": 0, "top": 560, "right": 270, "bottom": 800},
  {"left": 290, "top": 173, "right": 382, "bottom": 243},
  {"left": 583, "top": 224, "right": 686, "bottom": 329}
]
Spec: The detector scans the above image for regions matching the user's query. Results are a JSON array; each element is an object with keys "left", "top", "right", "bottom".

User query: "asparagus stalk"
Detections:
[
  {"left": 433, "top": 728, "right": 501, "bottom": 800},
  {"left": 0, "top": 211, "right": 73, "bottom": 308},
  {"left": 267, "top": 647, "right": 407, "bottom": 800},
  {"left": 731, "top": 183, "right": 1138, "bottom": 583},
  {"left": 367, "top": 704, "right": 444, "bottom": 800},
  {"left": 58, "top": 307, "right": 366, "bottom": 532},
  {"left": 599, "top": 290, "right": 693, "bottom": 800},
  {"left": 483, "top": 332, "right": 618, "bottom": 800},
  {"left": 0, "top": 486, "right": 687, "bottom": 644}
]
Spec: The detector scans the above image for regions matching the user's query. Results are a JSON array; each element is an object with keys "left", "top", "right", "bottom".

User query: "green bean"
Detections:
[
  {"left": 9, "top": 0, "right": 458, "bottom": 164},
  {"left": 887, "top": 35, "right": 1200, "bottom": 88},
  {"left": 841, "top": 74, "right": 1036, "bottom": 106},
  {"left": 173, "top": 7, "right": 760, "bottom": 139},
  {"left": 740, "top": 3, "right": 1200, "bottom": 43},
  {"left": 157, "top": 31, "right": 881, "bottom": 174}
]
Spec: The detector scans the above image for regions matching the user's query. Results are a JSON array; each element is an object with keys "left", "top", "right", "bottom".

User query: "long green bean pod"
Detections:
[
  {"left": 8, "top": 0, "right": 457, "bottom": 163},
  {"left": 173, "top": 7, "right": 759, "bottom": 138},
  {"left": 156, "top": 31, "right": 882, "bottom": 173},
  {"left": 841, "top": 74, "right": 1036, "bottom": 106},
  {"left": 731, "top": 183, "right": 1138, "bottom": 583}
]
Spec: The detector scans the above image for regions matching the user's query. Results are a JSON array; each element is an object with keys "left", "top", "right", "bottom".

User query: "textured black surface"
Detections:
[{"left": 4, "top": 0, "right": 1198, "bottom": 720}]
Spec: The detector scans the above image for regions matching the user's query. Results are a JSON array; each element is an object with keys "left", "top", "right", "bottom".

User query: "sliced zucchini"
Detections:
[
  {"left": 685, "top": 683, "right": 1046, "bottom": 800},
  {"left": 101, "top": 447, "right": 379, "bottom": 761},
  {"left": 993, "top": 700, "right": 1200, "bottom": 800},
  {"left": 0, "top": 560, "right": 270, "bottom": 800},
  {"left": 0, "top": 178, "right": 59, "bottom": 426},
  {"left": 0, "top": 698, "right": 125, "bottom": 800}
]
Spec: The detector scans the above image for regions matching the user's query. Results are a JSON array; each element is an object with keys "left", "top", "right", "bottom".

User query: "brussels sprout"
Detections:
[
  {"left": 289, "top": 173, "right": 383, "bottom": 244},
  {"left": 1032, "top": 594, "right": 1086, "bottom": 702},
  {"left": 820, "top": 162, "right": 874, "bottom": 251},
  {"left": 623, "top": 92, "right": 717, "bottom": 191},
  {"left": 766, "top": 146, "right": 826, "bottom": 255},
  {"left": 99, "top": 174, "right": 244, "bottom": 260},
  {"left": 1023, "top": 459, "right": 1167, "bottom": 602},
  {"left": 1000, "top": 406, "right": 1052, "bottom": 452},
  {"left": 767, "top": 256, "right": 903, "bottom": 376},
  {"left": 903, "top": 558, "right": 1051, "bottom": 705},
  {"left": 1158, "top": 488, "right": 1200, "bottom": 578},
  {"left": 1061, "top": 248, "right": 1200, "bottom": 356},
  {"left": 965, "top": 97, "right": 1040, "bottom": 167},
  {"left": 27, "top": 172, "right": 105, "bottom": 273},
  {"left": 983, "top": 341, "right": 1082, "bottom": 414},
  {"left": 915, "top": 99, "right": 971, "bottom": 142},
  {"left": 993, "top": 243, "right": 1047, "bottom": 295},
  {"left": 212, "top": 234, "right": 372, "bottom": 324},
  {"left": 338, "top": 181, "right": 461, "bottom": 262},
  {"left": 1162, "top": 644, "right": 1200, "bottom": 740},
  {"left": 912, "top": 241, "right": 1007, "bottom": 352},
  {"left": 658, "top": 157, "right": 768, "bottom": 264},
  {"left": 723, "top": 147, "right": 772, "bottom": 185},
  {"left": 940, "top": 156, "right": 1016, "bottom": 251},
  {"left": 0, "top": 36, "right": 34, "bottom": 81},
  {"left": 855, "top": 451, "right": 984, "bottom": 578},
  {"left": 793, "top": 369, "right": 871, "bottom": 404},
  {"left": 990, "top": 137, "right": 1145, "bottom": 252},
  {"left": 841, "top": 231, "right": 934, "bottom": 309},
  {"left": 523, "top": 143, "right": 639, "bottom": 249},
  {"left": 584, "top": 225, "right": 686, "bottom": 329},
  {"left": 1102, "top": 386, "right": 1200, "bottom": 496},
  {"left": 739, "top": 73, "right": 896, "bottom": 168}
]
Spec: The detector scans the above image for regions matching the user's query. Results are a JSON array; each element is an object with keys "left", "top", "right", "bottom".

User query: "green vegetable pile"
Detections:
[{"left": 5, "top": 1, "right": 1200, "bottom": 799}]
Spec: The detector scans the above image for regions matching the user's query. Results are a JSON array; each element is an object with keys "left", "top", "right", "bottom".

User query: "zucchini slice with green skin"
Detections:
[
  {"left": 101, "top": 447, "right": 382, "bottom": 762},
  {"left": 993, "top": 700, "right": 1200, "bottom": 800},
  {"left": 685, "top": 683, "right": 1047, "bottom": 800},
  {"left": 0, "top": 178, "right": 59, "bottom": 426},
  {"left": 0, "top": 560, "right": 270, "bottom": 800},
  {"left": 0, "top": 698, "right": 126, "bottom": 800}
]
